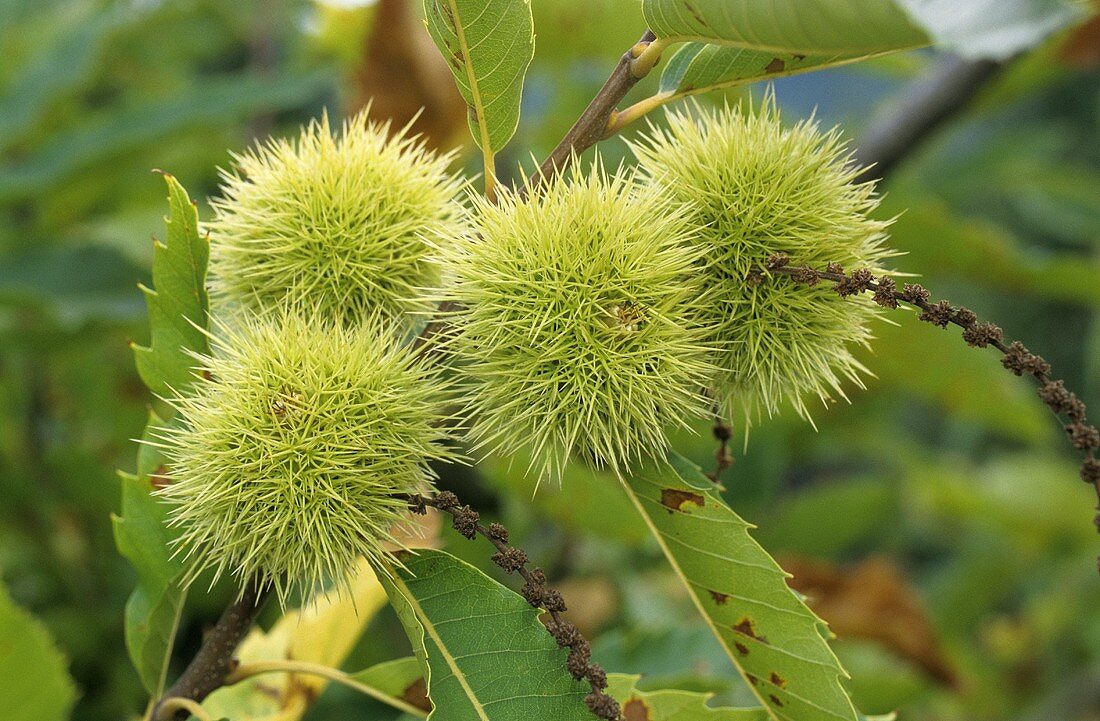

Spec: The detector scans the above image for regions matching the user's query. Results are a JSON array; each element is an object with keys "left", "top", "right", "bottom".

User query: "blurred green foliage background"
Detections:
[{"left": 1, "top": 1, "right": 1098, "bottom": 720}]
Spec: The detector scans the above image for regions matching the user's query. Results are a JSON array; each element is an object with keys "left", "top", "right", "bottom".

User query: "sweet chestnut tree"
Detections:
[{"left": 106, "top": 2, "right": 1098, "bottom": 721}]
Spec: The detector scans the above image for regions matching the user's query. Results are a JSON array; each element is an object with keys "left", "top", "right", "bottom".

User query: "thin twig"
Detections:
[
  {"left": 706, "top": 419, "right": 734, "bottom": 483},
  {"left": 152, "top": 576, "right": 272, "bottom": 721},
  {"left": 406, "top": 491, "right": 622, "bottom": 720},
  {"left": 412, "top": 299, "right": 460, "bottom": 354},
  {"left": 527, "top": 30, "right": 659, "bottom": 192}
]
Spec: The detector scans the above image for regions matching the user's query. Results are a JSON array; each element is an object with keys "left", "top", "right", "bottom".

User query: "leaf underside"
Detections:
[
  {"left": 622, "top": 453, "right": 858, "bottom": 721},
  {"left": 657, "top": 42, "right": 860, "bottom": 100},
  {"left": 422, "top": 0, "right": 534, "bottom": 152},
  {"left": 641, "top": 0, "right": 928, "bottom": 55}
]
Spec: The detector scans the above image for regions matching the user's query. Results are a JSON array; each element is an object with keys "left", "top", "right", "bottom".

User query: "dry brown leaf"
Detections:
[
  {"left": 1060, "top": 13, "right": 1100, "bottom": 67},
  {"left": 349, "top": 0, "right": 466, "bottom": 150},
  {"left": 781, "top": 554, "right": 960, "bottom": 688}
]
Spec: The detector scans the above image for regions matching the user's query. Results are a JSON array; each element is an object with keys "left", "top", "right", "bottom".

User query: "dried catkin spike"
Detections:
[
  {"left": 208, "top": 110, "right": 465, "bottom": 326},
  {"left": 630, "top": 97, "right": 896, "bottom": 426},
  {"left": 153, "top": 311, "right": 455, "bottom": 606}
]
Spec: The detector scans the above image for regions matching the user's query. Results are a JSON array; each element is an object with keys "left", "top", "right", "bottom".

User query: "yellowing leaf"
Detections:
[{"left": 203, "top": 559, "right": 390, "bottom": 721}]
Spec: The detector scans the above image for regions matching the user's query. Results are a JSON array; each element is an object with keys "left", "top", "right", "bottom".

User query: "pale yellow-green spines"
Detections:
[
  {"left": 631, "top": 99, "right": 893, "bottom": 425},
  {"left": 208, "top": 110, "right": 465, "bottom": 326},
  {"left": 438, "top": 161, "right": 717, "bottom": 477},
  {"left": 153, "top": 311, "right": 455, "bottom": 605},
  {"left": 158, "top": 98, "right": 897, "bottom": 601}
]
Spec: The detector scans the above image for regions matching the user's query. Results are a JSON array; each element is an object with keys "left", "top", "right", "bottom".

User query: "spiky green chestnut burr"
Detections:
[
  {"left": 440, "top": 163, "right": 716, "bottom": 477},
  {"left": 630, "top": 100, "right": 894, "bottom": 424},
  {"left": 208, "top": 111, "right": 464, "bottom": 325},
  {"left": 154, "top": 311, "right": 454, "bottom": 604}
]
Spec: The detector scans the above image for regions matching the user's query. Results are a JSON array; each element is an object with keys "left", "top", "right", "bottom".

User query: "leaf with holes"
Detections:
[
  {"left": 0, "top": 581, "right": 77, "bottom": 721},
  {"left": 641, "top": 0, "right": 928, "bottom": 56},
  {"left": 378, "top": 548, "right": 592, "bottom": 720},
  {"left": 622, "top": 453, "right": 858, "bottom": 721},
  {"left": 422, "top": 0, "right": 534, "bottom": 153},
  {"left": 131, "top": 172, "right": 209, "bottom": 398}
]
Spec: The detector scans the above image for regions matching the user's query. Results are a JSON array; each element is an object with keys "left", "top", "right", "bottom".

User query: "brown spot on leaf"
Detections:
[
  {"left": 782, "top": 554, "right": 960, "bottom": 688},
  {"left": 770, "top": 672, "right": 787, "bottom": 689},
  {"left": 709, "top": 590, "right": 729, "bottom": 605},
  {"left": 402, "top": 677, "right": 431, "bottom": 711},
  {"left": 765, "top": 58, "right": 785, "bottom": 74},
  {"left": 660, "top": 488, "right": 705, "bottom": 513},
  {"left": 732, "top": 617, "right": 768, "bottom": 644},
  {"left": 623, "top": 698, "right": 651, "bottom": 721},
  {"left": 746, "top": 673, "right": 760, "bottom": 686},
  {"left": 769, "top": 694, "right": 784, "bottom": 707},
  {"left": 734, "top": 641, "right": 749, "bottom": 656},
  {"left": 439, "top": 1, "right": 455, "bottom": 24}
]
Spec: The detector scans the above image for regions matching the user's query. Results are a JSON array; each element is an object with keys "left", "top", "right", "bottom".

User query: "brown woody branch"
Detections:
[
  {"left": 852, "top": 54, "right": 1005, "bottom": 184},
  {"left": 152, "top": 577, "right": 272, "bottom": 721},
  {"left": 527, "top": 30, "right": 658, "bottom": 193}
]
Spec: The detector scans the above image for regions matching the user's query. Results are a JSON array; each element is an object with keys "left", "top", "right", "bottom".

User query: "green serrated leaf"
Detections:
[
  {"left": 606, "top": 674, "right": 768, "bottom": 720},
  {"left": 622, "top": 453, "right": 858, "bottom": 721},
  {"left": 379, "top": 549, "right": 592, "bottom": 720},
  {"left": 422, "top": 0, "right": 534, "bottom": 153},
  {"left": 113, "top": 410, "right": 187, "bottom": 695},
  {"left": 641, "top": 0, "right": 928, "bottom": 55},
  {"left": 132, "top": 173, "right": 209, "bottom": 398},
  {"left": 0, "top": 580, "right": 78, "bottom": 721}
]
